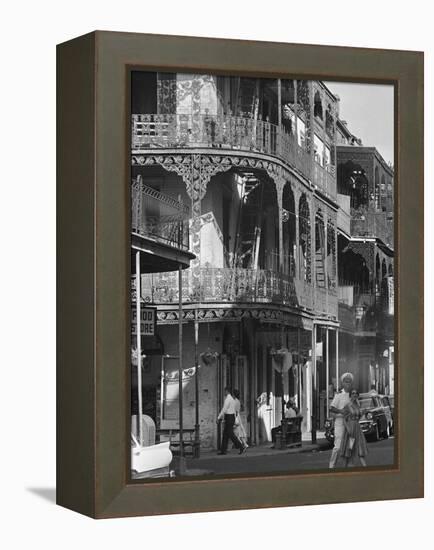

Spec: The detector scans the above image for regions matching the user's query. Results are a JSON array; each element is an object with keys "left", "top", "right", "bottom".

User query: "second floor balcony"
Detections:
[
  {"left": 337, "top": 283, "right": 393, "bottom": 335},
  {"left": 140, "top": 267, "right": 338, "bottom": 319},
  {"left": 132, "top": 113, "right": 336, "bottom": 199},
  {"left": 350, "top": 209, "right": 394, "bottom": 248}
]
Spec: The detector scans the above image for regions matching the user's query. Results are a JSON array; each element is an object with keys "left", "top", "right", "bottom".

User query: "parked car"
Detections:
[
  {"left": 324, "top": 391, "right": 394, "bottom": 444},
  {"left": 358, "top": 392, "right": 394, "bottom": 441},
  {"left": 131, "top": 434, "right": 175, "bottom": 479},
  {"left": 387, "top": 394, "right": 395, "bottom": 417}
]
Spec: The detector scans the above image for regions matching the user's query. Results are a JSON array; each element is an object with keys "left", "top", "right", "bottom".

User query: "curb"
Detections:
[{"left": 188, "top": 441, "right": 332, "bottom": 461}]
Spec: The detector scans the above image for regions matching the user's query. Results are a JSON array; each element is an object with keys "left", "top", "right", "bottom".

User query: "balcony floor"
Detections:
[{"left": 131, "top": 232, "right": 195, "bottom": 273}]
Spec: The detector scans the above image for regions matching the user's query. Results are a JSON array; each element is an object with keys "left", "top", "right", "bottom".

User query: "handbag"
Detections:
[{"left": 234, "top": 414, "right": 240, "bottom": 427}]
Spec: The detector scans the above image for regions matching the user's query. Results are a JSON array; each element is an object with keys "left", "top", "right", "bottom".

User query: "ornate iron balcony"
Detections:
[
  {"left": 140, "top": 267, "right": 337, "bottom": 318},
  {"left": 132, "top": 114, "right": 336, "bottom": 199}
]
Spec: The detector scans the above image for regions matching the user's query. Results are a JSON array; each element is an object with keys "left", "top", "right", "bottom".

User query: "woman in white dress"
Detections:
[{"left": 233, "top": 389, "right": 248, "bottom": 450}]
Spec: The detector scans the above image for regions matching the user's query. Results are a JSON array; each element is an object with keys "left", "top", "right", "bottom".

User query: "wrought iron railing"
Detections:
[
  {"left": 131, "top": 178, "right": 190, "bottom": 250},
  {"left": 141, "top": 267, "right": 338, "bottom": 318},
  {"left": 350, "top": 210, "right": 394, "bottom": 247},
  {"left": 132, "top": 114, "right": 336, "bottom": 199},
  {"left": 313, "top": 161, "right": 336, "bottom": 199}
]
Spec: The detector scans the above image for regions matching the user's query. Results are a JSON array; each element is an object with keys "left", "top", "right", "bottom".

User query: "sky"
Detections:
[{"left": 324, "top": 81, "right": 394, "bottom": 166}]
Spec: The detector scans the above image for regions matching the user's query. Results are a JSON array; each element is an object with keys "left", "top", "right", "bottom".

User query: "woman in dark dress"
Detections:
[{"left": 340, "top": 390, "right": 368, "bottom": 467}]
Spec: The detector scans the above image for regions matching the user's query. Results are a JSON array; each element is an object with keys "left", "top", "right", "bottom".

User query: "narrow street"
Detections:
[{"left": 184, "top": 437, "right": 395, "bottom": 476}]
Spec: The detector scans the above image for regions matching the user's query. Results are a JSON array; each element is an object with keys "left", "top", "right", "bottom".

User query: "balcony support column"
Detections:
[
  {"left": 332, "top": 104, "right": 338, "bottom": 168},
  {"left": 293, "top": 182, "right": 301, "bottom": 279},
  {"left": 277, "top": 79, "right": 282, "bottom": 155},
  {"left": 294, "top": 80, "right": 298, "bottom": 142},
  {"left": 135, "top": 251, "right": 143, "bottom": 446},
  {"left": 311, "top": 196, "right": 316, "bottom": 296},
  {"left": 311, "top": 323, "right": 317, "bottom": 444},
  {"left": 324, "top": 211, "right": 328, "bottom": 315},
  {"left": 178, "top": 264, "right": 185, "bottom": 473},
  {"left": 278, "top": 79, "right": 282, "bottom": 127},
  {"left": 308, "top": 81, "right": 315, "bottom": 171},
  {"left": 194, "top": 309, "right": 200, "bottom": 457},
  {"left": 319, "top": 87, "right": 327, "bottom": 165},
  {"left": 278, "top": 188, "right": 284, "bottom": 274},
  {"left": 335, "top": 220, "right": 339, "bottom": 292},
  {"left": 326, "top": 327, "right": 330, "bottom": 418},
  {"left": 335, "top": 328, "right": 339, "bottom": 393},
  {"left": 266, "top": 165, "right": 286, "bottom": 275},
  {"left": 276, "top": 177, "right": 285, "bottom": 275}
]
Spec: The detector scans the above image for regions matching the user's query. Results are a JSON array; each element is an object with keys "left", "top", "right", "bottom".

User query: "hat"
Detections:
[{"left": 341, "top": 372, "right": 354, "bottom": 383}]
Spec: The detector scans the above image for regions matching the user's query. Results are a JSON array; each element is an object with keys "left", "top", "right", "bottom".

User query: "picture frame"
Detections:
[{"left": 57, "top": 31, "right": 423, "bottom": 519}]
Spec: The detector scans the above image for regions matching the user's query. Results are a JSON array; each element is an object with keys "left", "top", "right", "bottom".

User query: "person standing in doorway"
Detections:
[
  {"left": 328, "top": 372, "right": 354, "bottom": 468},
  {"left": 217, "top": 387, "right": 245, "bottom": 455}
]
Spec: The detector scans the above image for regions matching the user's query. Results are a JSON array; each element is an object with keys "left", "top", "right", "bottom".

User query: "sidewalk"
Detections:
[
  {"left": 172, "top": 437, "right": 331, "bottom": 476},
  {"left": 198, "top": 438, "right": 329, "bottom": 459}
]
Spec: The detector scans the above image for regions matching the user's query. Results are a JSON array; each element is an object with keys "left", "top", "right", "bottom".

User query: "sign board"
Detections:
[
  {"left": 131, "top": 306, "right": 157, "bottom": 336},
  {"left": 387, "top": 276, "right": 394, "bottom": 315}
]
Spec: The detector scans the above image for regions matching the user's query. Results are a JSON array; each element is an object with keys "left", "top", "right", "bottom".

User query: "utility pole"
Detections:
[
  {"left": 194, "top": 308, "right": 200, "bottom": 457},
  {"left": 178, "top": 265, "right": 185, "bottom": 474},
  {"left": 135, "top": 251, "right": 143, "bottom": 445},
  {"left": 311, "top": 324, "right": 317, "bottom": 444}
]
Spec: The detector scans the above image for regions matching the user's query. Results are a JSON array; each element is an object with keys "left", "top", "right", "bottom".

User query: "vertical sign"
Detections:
[{"left": 387, "top": 276, "right": 394, "bottom": 315}]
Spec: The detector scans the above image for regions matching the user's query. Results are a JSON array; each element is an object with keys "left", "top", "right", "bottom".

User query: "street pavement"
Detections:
[{"left": 180, "top": 437, "right": 395, "bottom": 477}]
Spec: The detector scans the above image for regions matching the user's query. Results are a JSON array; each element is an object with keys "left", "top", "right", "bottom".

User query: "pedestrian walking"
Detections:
[
  {"left": 233, "top": 389, "right": 248, "bottom": 450},
  {"left": 217, "top": 387, "right": 245, "bottom": 455},
  {"left": 340, "top": 389, "right": 368, "bottom": 467},
  {"left": 328, "top": 372, "right": 354, "bottom": 468}
]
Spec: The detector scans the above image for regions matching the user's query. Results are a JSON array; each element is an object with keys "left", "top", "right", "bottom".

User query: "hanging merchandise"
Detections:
[
  {"left": 271, "top": 347, "right": 292, "bottom": 373},
  {"left": 200, "top": 322, "right": 218, "bottom": 365}
]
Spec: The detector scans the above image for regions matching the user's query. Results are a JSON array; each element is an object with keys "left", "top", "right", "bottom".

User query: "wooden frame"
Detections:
[{"left": 57, "top": 31, "right": 423, "bottom": 518}]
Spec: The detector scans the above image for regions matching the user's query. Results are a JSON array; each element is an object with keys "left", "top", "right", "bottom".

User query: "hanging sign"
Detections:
[{"left": 131, "top": 306, "right": 157, "bottom": 336}]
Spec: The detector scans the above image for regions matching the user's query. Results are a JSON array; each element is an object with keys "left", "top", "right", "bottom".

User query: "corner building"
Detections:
[{"left": 132, "top": 73, "right": 341, "bottom": 448}]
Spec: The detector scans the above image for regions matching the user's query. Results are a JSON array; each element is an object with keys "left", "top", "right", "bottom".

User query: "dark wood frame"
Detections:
[{"left": 57, "top": 31, "right": 424, "bottom": 519}]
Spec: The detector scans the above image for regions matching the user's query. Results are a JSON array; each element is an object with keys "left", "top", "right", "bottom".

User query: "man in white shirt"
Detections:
[
  {"left": 217, "top": 387, "right": 245, "bottom": 455},
  {"left": 328, "top": 372, "right": 354, "bottom": 468}
]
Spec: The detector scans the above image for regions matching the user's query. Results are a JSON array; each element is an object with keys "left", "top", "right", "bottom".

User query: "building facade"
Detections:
[
  {"left": 336, "top": 119, "right": 394, "bottom": 395},
  {"left": 131, "top": 72, "right": 349, "bottom": 449}
]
